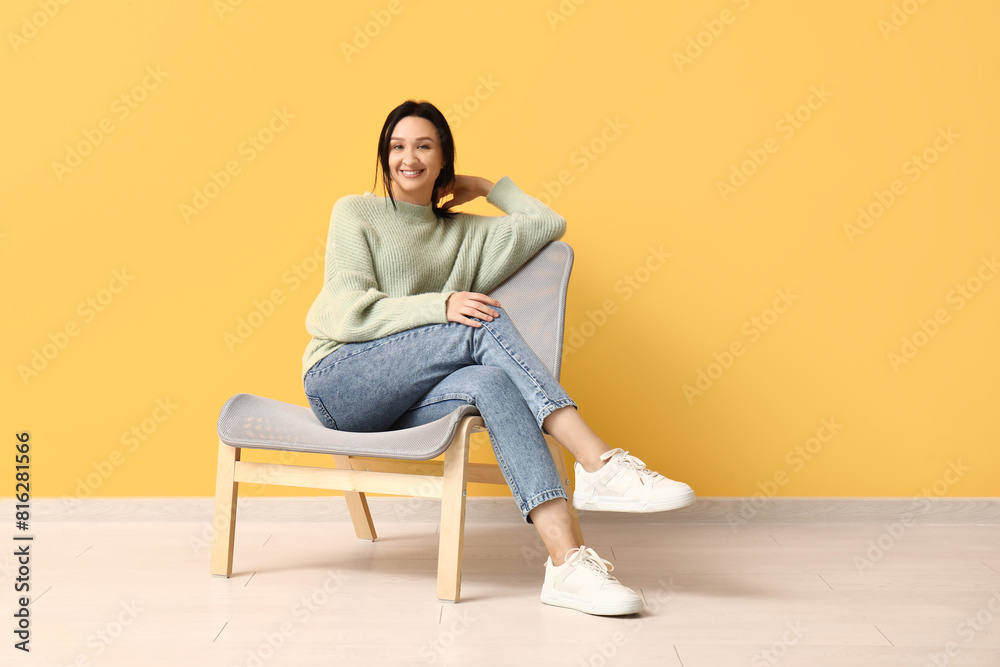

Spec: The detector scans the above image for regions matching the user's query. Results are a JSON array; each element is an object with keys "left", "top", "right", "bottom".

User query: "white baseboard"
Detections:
[{"left": 11, "top": 496, "right": 1000, "bottom": 524}]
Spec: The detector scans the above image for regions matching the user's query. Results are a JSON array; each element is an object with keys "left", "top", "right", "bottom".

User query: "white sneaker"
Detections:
[
  {"left": 573, "top": 448, "right": 695, "bottom": 513},
  {"left": 540, "top": 546, "right": 644, "bottom": 616}
]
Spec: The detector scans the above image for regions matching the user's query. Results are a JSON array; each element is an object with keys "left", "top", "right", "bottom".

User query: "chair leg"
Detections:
[
  {"left": 333, "top": 455, "right": 377, "bottom": 541},
  {"left": 211, "top": 440, "right": 240, "bottom": 577},
  {"left": 545, "top": 435, "right": 585, "bottom": 546},
  {"left": 436, "top": 417, "right": 475, "bottom": 602}
]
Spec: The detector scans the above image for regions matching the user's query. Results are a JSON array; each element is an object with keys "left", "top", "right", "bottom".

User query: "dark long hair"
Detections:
[{"left": 374, "top": 100, "right": 457, "bottom": 218}]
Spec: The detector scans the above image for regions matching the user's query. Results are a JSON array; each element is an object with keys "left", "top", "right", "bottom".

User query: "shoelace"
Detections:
[
  {"left": 564, "top": 546, "right": 617, "bottom": 579},
  {"left": 612, "top": 449, "right": 662, "bottom": 486}
]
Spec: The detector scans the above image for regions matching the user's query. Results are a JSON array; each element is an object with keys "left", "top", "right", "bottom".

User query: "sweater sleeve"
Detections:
[
  {"left": 469, "top": 176, "right": 567, "bottom": 295},
  {"left": 305, "top": 197, "right": 452, "bottom": 344}
]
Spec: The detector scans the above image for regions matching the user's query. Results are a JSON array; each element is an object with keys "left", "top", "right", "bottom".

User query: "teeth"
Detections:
[{"left": 401, "top": 170, "right": 422, "bottom": 176}]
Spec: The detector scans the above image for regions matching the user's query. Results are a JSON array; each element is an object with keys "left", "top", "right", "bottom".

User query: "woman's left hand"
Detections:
[{"left": 436, "top": 175, "right": 494, "bottom": 210}]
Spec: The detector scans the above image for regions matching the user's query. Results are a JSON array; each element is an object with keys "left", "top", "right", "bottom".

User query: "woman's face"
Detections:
[{"left": 388, "top": 115, "right": 444, "bottom": 206}]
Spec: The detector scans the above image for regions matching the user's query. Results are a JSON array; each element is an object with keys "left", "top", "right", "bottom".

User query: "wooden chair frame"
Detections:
[{"left": 210, "top": 417, "right": 584, "bottom": 602}]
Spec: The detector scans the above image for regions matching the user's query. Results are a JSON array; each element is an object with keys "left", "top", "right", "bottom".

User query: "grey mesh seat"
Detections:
[{"left": 210, "top": 241, "right": 584, "bottom": 602}]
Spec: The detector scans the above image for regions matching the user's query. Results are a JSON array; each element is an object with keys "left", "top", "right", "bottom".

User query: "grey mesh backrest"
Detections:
[{"left": 489, "top": 241, "right": 573, "bottom": 382}]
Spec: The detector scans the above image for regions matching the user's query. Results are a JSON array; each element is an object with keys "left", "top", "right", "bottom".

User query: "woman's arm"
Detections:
[{"left": 464, "top": 176, "right": 568, "bottom": 295}]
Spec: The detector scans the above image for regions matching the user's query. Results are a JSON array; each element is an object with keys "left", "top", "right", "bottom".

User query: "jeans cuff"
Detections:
[
  {"left": 536, "top": 398, "right": 578, "bottom": 434},
  {"left": 520, "top": 488, "right": 569, "bottom": 524}
]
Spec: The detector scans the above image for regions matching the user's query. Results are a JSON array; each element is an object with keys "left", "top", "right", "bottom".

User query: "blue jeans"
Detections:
[{"left": 302, "top": 307, "right": 577, "bottom": 523}]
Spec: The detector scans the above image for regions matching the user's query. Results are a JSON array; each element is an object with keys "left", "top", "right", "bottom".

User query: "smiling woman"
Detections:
[{"left": 300, "top": 99, "right": 696, "bottom": 617}]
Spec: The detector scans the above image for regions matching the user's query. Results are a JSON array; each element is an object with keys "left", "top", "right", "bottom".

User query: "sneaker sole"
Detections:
[
  {"left": 540, "top": 589, "right": 644, "bottom": 616},
  {"left": 573, "top": 489, "right": 696, "bottom": 513}
]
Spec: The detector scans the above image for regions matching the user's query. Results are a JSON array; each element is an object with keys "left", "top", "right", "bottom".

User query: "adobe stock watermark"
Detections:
[
  {"left": 716, "top": 85, "right": 832, "bottom": 202},
  {"left": 407, "top": 611, "right": 475, "bottom": 666},
  {"left": 843, "top": 126, "right": 959, "bottom": 244},
  {"left": 672, "top": 0, "right": 754, "bottom": 73},
  {"left": 188, "top": 450, "right": 299, "bottom": 557},
  {"left": 727, "top": 417, "right": 843, "bottom": 532},
  {"left": 442, "top": 75, "right": 501, "bottom": 131},
  {"left": 572, "top": 578, "right": 679, "bottom": 667},
  {"left": 238, "top": 569, "right": 348, "bottom": 667},
  {"left": 52, "top": 65, "right": 169, "bottom": 182},
  {"left": 923, "top": 589, "right": 1000, "bottom": 667},
  {"left": 8, "top": 0, "right": 72, "bottom": 53},
  {"left": 535, "top": 116, "right": 628, "bottom": 205},
  {"left": 750, "top": 619, "right": 809, "bottom": 667},
  {"left": 886, "top": 254, "right": 997, "bottom": 373},
  {"left": 878, "top": 0, "right": 933, "bottom": 40},
  {"left": 852, "top": 459, "right": 970, "bottom": 575},
  {"left": 58, "top": 398, "right": 180, "bottom": 509},
  {"left": 340, "top": 0, "right": 413, "bottom": 63},
  {"left": 544, "top": 0, "right": 590, "bottom": 31},
  {"left": 682, "top": 288, "right": 799, "bottom": 404},
  {"left": 564, "top": 245, "right": 672, "bottom": 354},
  {"left": 223, "top": 236, "right": 325, "bottom": 352},
  {"left": 17, "top": 268, "right": 134, "bottom": 385},
  {"left": 179, "top": 107, "right": 295, "bottom": 223},
  {"left": 58, "top": 600, "right": 144, "bottom": 666},
  {"left": 213, "top": 0, "right": 249, "bottom": 20},
  {"left": 375, "top": 476, "right": 448, "bottom": 525}
]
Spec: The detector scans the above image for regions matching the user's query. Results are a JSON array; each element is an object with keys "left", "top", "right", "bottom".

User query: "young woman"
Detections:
[{"left": 301, "top": 100, "right": 695, "bottom": 616}]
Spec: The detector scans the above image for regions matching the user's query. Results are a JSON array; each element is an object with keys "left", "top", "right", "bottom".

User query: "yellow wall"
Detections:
[{"left": 4, "top": 0, "right": 998, "bottom": 500}]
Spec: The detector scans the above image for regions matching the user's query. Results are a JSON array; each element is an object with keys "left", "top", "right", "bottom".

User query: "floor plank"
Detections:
[{"left": 7, "top": 499, "right": 1000, "bottom": 666}]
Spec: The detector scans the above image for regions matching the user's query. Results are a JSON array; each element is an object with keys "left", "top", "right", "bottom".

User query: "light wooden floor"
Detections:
[{"left": 8, "top": 498, "right": 1000, "bottom": 666}]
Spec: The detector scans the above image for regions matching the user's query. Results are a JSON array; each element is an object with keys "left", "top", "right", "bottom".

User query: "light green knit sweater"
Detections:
[{"left": 301, "top": 176, "right": 566, "bottom": 381}]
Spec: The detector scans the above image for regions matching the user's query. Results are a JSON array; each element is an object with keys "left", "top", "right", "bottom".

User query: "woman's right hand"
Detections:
[
  {"left": 446, "top": 291, "right": 501, "bottom": 327},
  {"left": 437, "top": 175, "right": 494, "bottom": 210}
]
